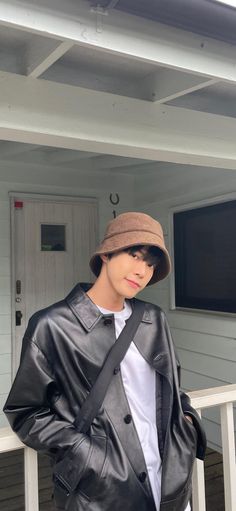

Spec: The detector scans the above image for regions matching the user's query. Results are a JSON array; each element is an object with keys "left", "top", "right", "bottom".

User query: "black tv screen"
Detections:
[{"left": 174, "top": 199, "right": 236, "bottom": 313}]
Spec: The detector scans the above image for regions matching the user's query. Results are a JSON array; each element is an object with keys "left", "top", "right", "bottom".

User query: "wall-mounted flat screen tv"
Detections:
[{"left": 173, "top": 199, "right": 236, "bottom": 313}]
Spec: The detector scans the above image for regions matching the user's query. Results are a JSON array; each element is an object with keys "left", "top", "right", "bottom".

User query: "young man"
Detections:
[{"left": 4, "top": 212, "right": 206, "bottom": 511}]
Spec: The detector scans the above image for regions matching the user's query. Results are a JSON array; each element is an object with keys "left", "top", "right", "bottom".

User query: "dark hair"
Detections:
[{"left": 108, "top": 245, "right": 162, "bottom": 268}]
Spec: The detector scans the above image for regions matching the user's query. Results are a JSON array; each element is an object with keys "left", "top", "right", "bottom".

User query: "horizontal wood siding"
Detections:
[
  {"left": 138, "top": 165, "right": 236, "bottom": 451},
  {"left": 0, "top": 165, "right": 134, "bottom": 427}
]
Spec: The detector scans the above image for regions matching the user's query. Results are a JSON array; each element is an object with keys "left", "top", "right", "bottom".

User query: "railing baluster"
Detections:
[
  {"left": 24, "top": 446, "right": 39, "bottom": 511},
  {"left": 192, "top": 409, "right": 206, "bottom": 511},
  {"left": 220, "top": 402, "right": 236, "bottom": 511}
]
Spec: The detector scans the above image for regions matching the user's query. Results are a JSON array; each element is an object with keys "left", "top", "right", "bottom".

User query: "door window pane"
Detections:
[{"left": 41, "top": 224, "right": 66, "bottom": 251}]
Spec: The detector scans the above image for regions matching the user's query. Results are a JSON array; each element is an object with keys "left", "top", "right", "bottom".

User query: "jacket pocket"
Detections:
[
  {"left": 161, "top": 412, "right": 197, "bottom": 503},
  {"left": 160, "top": 482, "right": 191, "bottom": 511},
  {"left": 53, "top": 435, "right": 92, "bottom": 495},
  {"left": 53, "top": 435, "right": 107, "bottom": 500},
  {"left": 77, "top": 435, "right": 107, "bottom": 499},
  {"left": 54, "top": 483, "right": 90, "bottom": 510}
]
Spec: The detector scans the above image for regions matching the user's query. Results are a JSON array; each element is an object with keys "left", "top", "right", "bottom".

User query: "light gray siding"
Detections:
[
  {"left": 138, "top": 163, "right": 236, "bottom": 451},
  {"left": 0, "top": 161, "right": 134, "bottom": 427}
]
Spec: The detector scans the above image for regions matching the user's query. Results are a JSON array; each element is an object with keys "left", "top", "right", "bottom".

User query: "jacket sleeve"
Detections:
[
  {"left": 163, "top": 312, "right": 207, "bottom": 461},
  {"left": 3, "top": 327, "right": 91, "bottom": 494}
]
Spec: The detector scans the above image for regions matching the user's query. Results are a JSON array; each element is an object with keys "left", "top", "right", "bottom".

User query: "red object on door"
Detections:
[{"left": 14, "top": 201, "right": 23, "bottom": 209}]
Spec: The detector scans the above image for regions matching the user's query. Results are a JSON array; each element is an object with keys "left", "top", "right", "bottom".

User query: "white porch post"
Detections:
[
  {"left": 192, "top": 409, "right": 206, "bottom": 511},
  {"left": 24, "top": 447, "right": 39, "bottom": 511},
  {"left": 220, "top": 402, "right": 236, "bottom": 511}
]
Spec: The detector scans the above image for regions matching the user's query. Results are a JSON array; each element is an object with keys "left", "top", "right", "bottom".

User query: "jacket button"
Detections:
[
  {"left": 114, "top": 366, "right": 120, "bottom": 375},
  {"left": 139, "top": 472, "right": 147, "bottom": 483},
  {"left": 124, "top": 414, "right": 132, "bottom": 424},
  {"left": 103, "top": 318, "right": 112, "bottom": 326}
]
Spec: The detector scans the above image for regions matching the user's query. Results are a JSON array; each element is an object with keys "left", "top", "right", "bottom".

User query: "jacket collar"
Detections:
[{"left": 65, "top": 283, "right": 152, "bottom": 332}]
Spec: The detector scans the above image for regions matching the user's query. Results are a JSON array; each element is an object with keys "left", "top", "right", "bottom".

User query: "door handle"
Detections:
[{"left": 16, "top": 310, "right": 23, "bottom": 326}]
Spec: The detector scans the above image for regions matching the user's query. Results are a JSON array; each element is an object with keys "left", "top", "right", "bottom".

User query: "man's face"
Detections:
[{"left": 101, "top": 248, "right": 155, "bottom": 300}]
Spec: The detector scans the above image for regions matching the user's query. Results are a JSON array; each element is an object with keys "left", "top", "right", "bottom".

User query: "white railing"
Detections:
[
  {"left": 0, "top": 426, "right": 39, "bottom": 510},
  {"left": 190, "top": 383, "right": 236, "bottom": 511},
  {"left": 0, "top": 384, "right": 236, "bottom": 511}
]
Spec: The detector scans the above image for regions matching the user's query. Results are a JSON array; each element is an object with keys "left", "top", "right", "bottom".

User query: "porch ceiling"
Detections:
[{"left": 0, "top": 0, "right": 236, "bottom": 172}]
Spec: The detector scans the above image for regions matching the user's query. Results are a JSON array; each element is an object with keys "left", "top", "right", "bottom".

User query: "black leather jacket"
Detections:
[{"left": 4, "top": 283, "right": 206, "bottom": 511}]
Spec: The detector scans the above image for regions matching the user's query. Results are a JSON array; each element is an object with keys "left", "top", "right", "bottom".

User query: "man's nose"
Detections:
[{"left": 134, "top": 260, "right": 147, "bottom": 277}]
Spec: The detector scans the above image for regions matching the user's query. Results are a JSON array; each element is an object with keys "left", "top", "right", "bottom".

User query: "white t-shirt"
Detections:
[{"left": 98, "top": 301, "right": 190, "bottom": 511}]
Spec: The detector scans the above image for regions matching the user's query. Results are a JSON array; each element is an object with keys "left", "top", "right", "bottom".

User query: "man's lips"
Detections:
[{"left": 125, "top": 279, "right": 141, "bottom": 289}]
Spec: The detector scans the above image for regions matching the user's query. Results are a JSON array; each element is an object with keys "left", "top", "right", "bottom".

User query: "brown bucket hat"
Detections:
[{"left": 89, "top": 212, "right": 171, "bottom": 285}]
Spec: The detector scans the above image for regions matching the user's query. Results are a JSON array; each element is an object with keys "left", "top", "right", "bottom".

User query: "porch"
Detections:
[
  {"left": 0, "top": 2, "right": 236, "bottom": 509},
  {"left": 0, "top": 384, "right": 235, "bottom": 511}
]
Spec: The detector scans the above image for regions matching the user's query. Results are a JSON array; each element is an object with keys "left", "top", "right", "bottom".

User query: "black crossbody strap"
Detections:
[{"left": 74, "top": 300, "right": 145, "bottom": 433}]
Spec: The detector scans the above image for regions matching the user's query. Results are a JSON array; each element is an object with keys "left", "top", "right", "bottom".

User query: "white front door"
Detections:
[{"left": 11, "top": 195, "right": 98, "bottom": 375}]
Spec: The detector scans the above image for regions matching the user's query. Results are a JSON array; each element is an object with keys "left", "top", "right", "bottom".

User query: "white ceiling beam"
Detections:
[
  {"left": 1, "top": 0, "right": 236, "bottom": 83},
  {"left": 141, "top": 69, "right": 219, "bottom": 103},
  {"left": 25, "top": 37, "right": 74, "bottom": 78},
  {"left": 1, "top": 71, "right": 236, "bottom": 169}
]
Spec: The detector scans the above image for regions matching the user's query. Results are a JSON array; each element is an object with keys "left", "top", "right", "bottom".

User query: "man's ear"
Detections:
[{"left": 101, "top": 254, "right": 108, "bottom": 264}]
